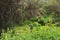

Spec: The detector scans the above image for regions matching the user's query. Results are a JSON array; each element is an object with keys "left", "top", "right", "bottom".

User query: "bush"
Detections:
[
  {"left": 0, "top": 0, "right": 48, "bottom": 35},
  {"left": 0, "top": 0, "right": 60, "bottom": 36}
]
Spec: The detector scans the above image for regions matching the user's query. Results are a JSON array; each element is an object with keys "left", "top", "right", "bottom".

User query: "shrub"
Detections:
[{"left": 0, "top": 0, "right": 46, "bottom": 34}]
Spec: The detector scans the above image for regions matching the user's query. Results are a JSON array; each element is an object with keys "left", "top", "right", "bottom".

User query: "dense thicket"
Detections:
[
  {"left": 0, "top": 0, "right": 60, "bottom": 35},
  {"left": 0, "top": 0, "right": 45, "bottom": 34},
  {"left": 0, "top": 0, "right": 20, "bottom": 34},
  {"left": 44, "top": 2, "right": 60, "bottom": 26}
]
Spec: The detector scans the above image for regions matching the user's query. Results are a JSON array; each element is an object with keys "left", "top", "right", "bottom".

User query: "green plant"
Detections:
[{"left": 0, "top": 24, "right": 60, "bottom": 40}]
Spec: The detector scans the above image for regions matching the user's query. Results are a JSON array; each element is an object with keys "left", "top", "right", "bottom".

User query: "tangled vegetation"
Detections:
[
  {"left": 0, "top": 24, "right": 60, "bottom": 40},
  {"left": 0, "top": 0, "right": 60, "bottom": 40}
]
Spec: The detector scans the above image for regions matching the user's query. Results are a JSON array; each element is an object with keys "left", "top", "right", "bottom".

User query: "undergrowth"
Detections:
[{"left": 0, "top": 24, "right": 60, "bottom": 40}]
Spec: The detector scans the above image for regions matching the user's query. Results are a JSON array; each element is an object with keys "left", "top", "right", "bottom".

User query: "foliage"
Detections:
[
  {"left": 0, "top": 0, "right": 60, "bottom": 30},
  {"left": 0, "top": 0, "right": 60, "bottom": 40},
  {"left": 0, "top": 25, "right": 60, "bottom": 40},
  {"left": 0, "top": 0, "right": 48, "bottom": 32}
]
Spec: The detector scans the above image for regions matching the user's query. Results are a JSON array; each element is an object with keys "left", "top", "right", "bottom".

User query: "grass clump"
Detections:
[{"left": 0, "top": 24, "right": 60, "bottom": 40}]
